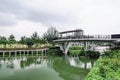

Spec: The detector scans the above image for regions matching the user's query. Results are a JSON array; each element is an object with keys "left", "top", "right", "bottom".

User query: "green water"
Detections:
[{"left": 0, "top": 56, "right": 96, "bottom": 80}]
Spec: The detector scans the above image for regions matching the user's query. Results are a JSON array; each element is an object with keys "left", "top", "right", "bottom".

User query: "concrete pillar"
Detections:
[
  {"left": 20, "top": 51, "right": 22, "bottom": 57},
  {"left": 85, "top": 42, "right": 88, "bottom": 50},
  {"left": 3, "top": 52, "right": 5, "bottom": 58},
  {"left": 24, "top": 51, "right": 25, "bottom": 56},
  {"left": 42, "top": 50, "right": 43, "bottom": 57},
  {"left": 27, "top": 51, "right": 29, "bottom": 56},
  {"left": 91, "top": 42, "right": 94, "bottom": 50},
  {"left": 9, "top": 52, "right": 11, "bottom": 57},
  {"left": 37, "top": 51, "right": 39, "bottom": 56},
  {"left": 15, "top": 51, "right": 17, "bottom": 57},
  {"left": 32, "top": 51, "right": 33, "bottom": 56},
  {"left": 45, "top": 50, "right": 46, "bottom": 56},
  {"left": 60, "top": 44, "right": 64, "bottom": 51}
]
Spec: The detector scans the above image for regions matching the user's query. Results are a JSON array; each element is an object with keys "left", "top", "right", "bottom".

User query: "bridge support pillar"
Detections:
[
  {"left": 20, "top": 51, "right": 21, "bottom": 57},
  {"left": 59, "top": 42, "right": 82, "bottom": 54},
  {"left": 3, "top": 52, "right": 5, "bottom": 57},
  {"left": 85, "top": 42, "right": 88, "bottom": 50},
  {"left": 9, "top": 52, "right": 11, "bottom": 57}
]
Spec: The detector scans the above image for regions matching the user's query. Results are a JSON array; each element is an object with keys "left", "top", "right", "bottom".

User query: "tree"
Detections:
[
  {"left": 43, "top": 27, "right": 59, "bottom": 43},
  {"left": 31, "top": 32, "right": 40, "bottom": 44},
  {"left": 0, "top": 36, "right": 8, "bottom": 48},
  {"left": 0, "top": 36, "right": 8, "bottom": 44},
  {"left": 20, "top": 36, "right": 34, "bottom": 48},
  {"left": 31, "top": 32, "right": 39, "bottom": 40},
  {"left": 8, "top": 34, "right": 16, "bottom": 44},
  {"left": 25, "top": 38, "right": 34, "bottom": 48},
  {"left": 20, "top": 36, "right": 26, "bottom": 44}
]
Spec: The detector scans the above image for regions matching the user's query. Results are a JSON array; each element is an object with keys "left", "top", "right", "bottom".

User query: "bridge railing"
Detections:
[{"left": 57, "top": 35, "right": 111, "bottom": 40}]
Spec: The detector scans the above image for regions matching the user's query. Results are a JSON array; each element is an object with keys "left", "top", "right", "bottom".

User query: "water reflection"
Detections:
[
  {"left": 53, "top": 56, "right": 96, "bottom": 80},
  {"left": 0, "top": 56, "right": 96, "bottom": 80},
  {"left": 69, "top": 57, "right": 95, "bottom": 69}
]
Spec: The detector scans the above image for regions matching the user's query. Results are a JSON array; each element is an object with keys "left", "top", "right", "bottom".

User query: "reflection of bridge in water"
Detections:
[
  {"left": 54, "top": 29, "right": 120, "bottom": 54},
  {"left": 68, "top": 57, "right": 95, "bottom": 69}
]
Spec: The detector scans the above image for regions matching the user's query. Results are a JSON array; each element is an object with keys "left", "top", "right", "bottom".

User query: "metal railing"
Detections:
[{"left": 57, "top": 35, "right": 111, "bottom": 40}]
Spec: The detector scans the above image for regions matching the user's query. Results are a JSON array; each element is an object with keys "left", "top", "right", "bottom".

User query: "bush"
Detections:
[
  {"left": 47, "top": 47, "right": 63, "bottom": 56},
  {"left": 69, "top": 46, "right": 83, "bottom": 56},
  {"left": 79, "top": 50, "right": 100, "bottom": 59},
  {"left": 69, "top": 46, "right": 83, "bottom": 50},
  {"left": 69, "top": 50, "right": 81, "bottom": 56},
  {"left": 86, "top": 50, "right": 120, "bottom": 80}
]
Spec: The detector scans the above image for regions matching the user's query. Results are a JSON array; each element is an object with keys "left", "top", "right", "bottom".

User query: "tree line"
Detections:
[{"left": 0, "top": 27, "right": 59, "bottom": 48}]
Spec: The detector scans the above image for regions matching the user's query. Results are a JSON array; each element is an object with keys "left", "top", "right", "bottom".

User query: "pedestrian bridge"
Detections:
[{"left": 54, "top": 29, "right": 120, "bottom": 54}]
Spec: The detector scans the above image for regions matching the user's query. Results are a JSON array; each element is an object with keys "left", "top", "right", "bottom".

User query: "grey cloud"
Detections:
[
  {"left": 0, "top": 0, "right": 79, "bottom": 26},
  {"left": 0, "top": 0, "right": 22, "bottom": 26},
  {"left": 0, "top": 0, "right": 22, "bottom": 14},
  {"left": 0, "top": 12, "right": 16, "bottom": 26},
  {"left": 17, "top": 9, "right": 77, "bottom": 25}
]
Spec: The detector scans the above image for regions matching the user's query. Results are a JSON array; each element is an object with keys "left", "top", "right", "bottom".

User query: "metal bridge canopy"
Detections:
[{"left": 59, "top": 29, "right": 84, "bottom": 39}]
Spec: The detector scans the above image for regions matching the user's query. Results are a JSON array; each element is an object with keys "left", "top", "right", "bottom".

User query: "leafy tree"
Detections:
[
  {"left": 25, "top": 38, "right": 34, "bottom": 48},
  {"left": 20, "top": 36, "right": 26, "bottom": 44},
  {"left": 0, "top": 36, "right": 8, "bottom": 44},
  {"left": 31, "top": 32, "right": 39, "bottom": 40},
  {"left": 0, "top": 36, "right": 8, "bottom": 48},
  {"left": 43, "top": 27, "right": 59, "bottom": 43},
  {"left": 8, "top": 34, "right": 16, "bottom": 44},
  {"left": 31, "top": 32, "right": 43, "bottom": 44},
  {"left": 20, "top": 36, "right": 34, "bottom": 48}
]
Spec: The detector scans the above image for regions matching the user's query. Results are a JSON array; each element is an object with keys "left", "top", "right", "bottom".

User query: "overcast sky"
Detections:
[{"left": 0, "top": 0, "right": 120, "bottom": 40}]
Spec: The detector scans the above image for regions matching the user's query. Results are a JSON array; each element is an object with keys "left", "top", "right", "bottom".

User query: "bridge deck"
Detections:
[{"left": 54, "top": 38, "right": 118, "bottom": 42}]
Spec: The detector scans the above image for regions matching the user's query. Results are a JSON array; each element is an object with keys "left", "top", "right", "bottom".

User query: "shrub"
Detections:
[
  {"left": 69, "top": 46, "right": 83, "bottom": 50},
  {"left": 47, "top": 47, "right": 63, "bottom": 56},
  {"left": 79, "top": 50, "right": 100, "bottom": 59},
  {"left": 69, "top": 50, "right": 81, "bottom": 56},
  {"left": 69, "top": 46, "right": 83, "bottom": 56},
  {"left": 86, "top": 50, "right": 120, "bottom": 80}
]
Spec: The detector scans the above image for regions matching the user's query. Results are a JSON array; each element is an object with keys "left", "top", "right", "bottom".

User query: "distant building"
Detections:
[{"left": 111, "top": 34, "right": 120, "bottom": 39}]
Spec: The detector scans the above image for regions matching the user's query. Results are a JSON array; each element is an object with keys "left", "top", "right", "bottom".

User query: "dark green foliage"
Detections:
[
  {"left": 31, "top": 32, "right": 45, "bottom": 44},
  {"left": 87, "top": 50, "right": 120, "bottom": 80},
  {"left": 25, "top": 38, "right": 34, "bottom": 48},
  {"left": 69, "top": 46, "right": 100, "bottom": 58},
  {"left": 47, "top": 47, "right": 63, "bottom": 56},
  {"left": 79, "top": 50, "right": 100, "bottom": 59},
  {"left": 19, "top": 36, "right": 34, "bottom": 48},
  {"left": 20, "top": 36, "right": 26, "bottom": 44},
  {"left": 8, "top": 34, "right": 16, "bottom": 44},
  {"left": 0, "top": 35, "right": 16, "bottom": 45},
  {"left": 104, "top": 50, "right": 120, "bottom": 59},
  {"left": 0, "top": 36, "right": 8, "bottom": 45}
]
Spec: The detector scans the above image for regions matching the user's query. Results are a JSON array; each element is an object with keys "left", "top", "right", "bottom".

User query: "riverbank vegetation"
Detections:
[
  {"left": 47, "top": 47, "right": 63, "bottom": 56},
  {"left": 69, "top": 46, "right": 83, "bottom": 56},
  {"left": 69, "top": 46, "right": 100, "bottom": 59},
  {"left": 86, "top": 50, "right": 120, "bottom": 80},
  {"left": 0, "top": 27, "right": 58, "bottom": 49}
]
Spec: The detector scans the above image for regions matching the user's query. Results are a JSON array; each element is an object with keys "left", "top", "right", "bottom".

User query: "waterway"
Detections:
[{"left": 0, "top": 56, "right": 96, "bottom": 80}]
